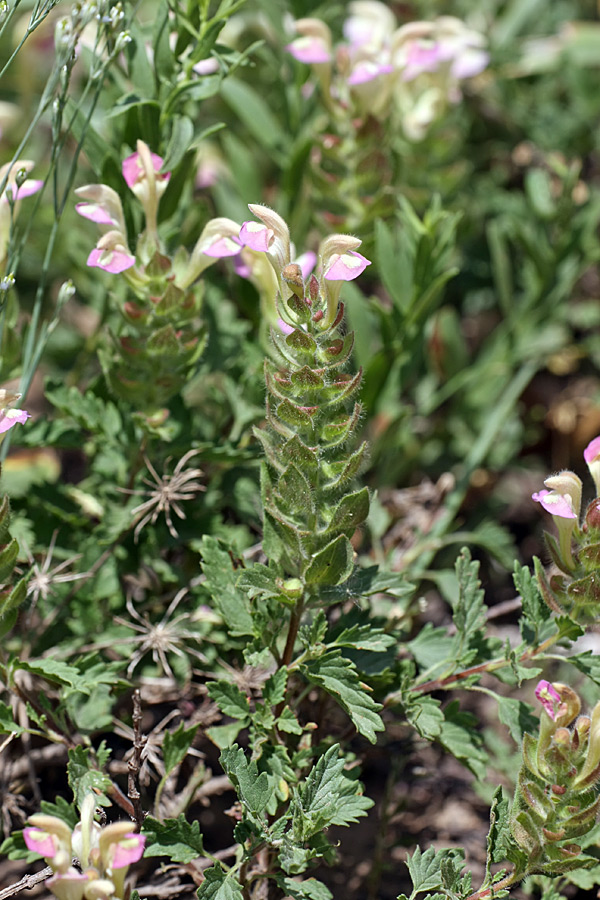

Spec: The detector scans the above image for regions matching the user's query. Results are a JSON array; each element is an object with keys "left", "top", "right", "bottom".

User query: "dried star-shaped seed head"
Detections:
[{"left": 124, "top": 449, "right": 205, "bottom": 542}]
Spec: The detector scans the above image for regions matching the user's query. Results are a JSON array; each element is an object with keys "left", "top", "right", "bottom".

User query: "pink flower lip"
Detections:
[
  {"left": 3, "top": 180, "right": 44, "bottom": 203},
  {"left": 75, "top": 202, "right": 119, "bottom": 226},
  {"left": 23, "top": 827, "right": 58, "bottom": 858},
  {"left": 535, "top": 680, "right": 564, "bottom": 721},
  {"left": 110, "top": 833, "right": 146, "bottom": 869},
  {"left": 232, "top": 254, "right": 252, "bottom": 278},
  {"left": 531, "top": 489, "right": 577, "bottom": 520},
  {"left": 402, "top": 42, "right": 444, "bottom": 81},
  {"left": 584, "top": 435, "right": 600, "bottom": 465},
  {"left": 286, "top": 37, "right": 331, "bottom": 64},
  {"left": 239, "top": 221, "right": 272, "bottom": 253},
  {"left": 348, "top": 61, "right": 394, "bottom": 86},
  {"left": 203, "top": 235, "right": 242, "bottom": 258},
  {"left": 324, "top": 250, "right": 371, "bottom": 282},
  {"left": 451, "top": 49, "right": 489, "bottom": 79},
  {"left": 122, "top": 151, "right": 170, "bottom": 188},
  {"left": 0, "top": 407, "right": 30, "bottom": 434},
  {"left": 87, "top": 247, "right": 136, "bottom": 274}
]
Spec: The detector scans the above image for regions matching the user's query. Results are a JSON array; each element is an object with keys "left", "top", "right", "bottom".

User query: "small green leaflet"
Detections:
[
  {"left": 292, "top": 745, "right": 345, "bottom": 841},
  {"left": 279, "top": 877, "right": 333, "bottom": 900},
  {"left": 198, "top": 864, "right": 244, "bottom": 900},
  {"left": 163, "top": 723, "right": 199, "bottom": 777},
  {"left": 142, "top": 815, "right": 204, "bottom": 863},
  {"left": 207, "top": 681, "right": 250, "bottom": 718}
]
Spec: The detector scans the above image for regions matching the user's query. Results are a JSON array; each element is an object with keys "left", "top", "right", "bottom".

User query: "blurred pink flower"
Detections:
[
  {"left": 287, "top": 36, "right": 331, "bottom": 64},
  {"left": 0, "top": 407, "right": 30, "bottom": 434}
]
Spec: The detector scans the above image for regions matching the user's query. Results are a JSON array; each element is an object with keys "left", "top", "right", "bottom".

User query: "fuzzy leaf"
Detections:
[
  {"left": 0, "top": 701, "right": 25, "bottom": 736},
  {"left": 304, "top": 534, "right": 354, "bottom": 586},
  {"left": 197, "top": 864, "right": 244, "bottom": 900},
  {"left": 67, "top": 746, "right": 112, "bottom": 807},
  {"left": 220, "top": 745, "right": 273, "bottom": 818},
  {"left": 406, "top": 845, "right": 465, "bottom": 895},
  {"left": 301, "top": 651, "right": 384, "bottom": 743},
  {"left": 279, "top": 877, "right": 333, "bottom": 900},
  {"left": 293, "top": 745, "right": 345, "bottom": 841},
  {"left": 207, "top": 681, "right": 251, "bottom": 719},
  {"left": 278, "top": 706, "right": 303, "bottom": 734},
  {"left": 142, "top": 815, "right": 204, "bottom": 863},
  {"left": 496, "top": 696, "right": 538, "bottom": 744},
  {"left": 452, "top": 548, "right": 487, "bottom": 649},
  {"left": 163, "top": 723, "right": 199, "bottom": 777},
  {"left": 200, "top": 536, "right": 254, "bottom": 636},
  {"left": 263, "top": 668, "right": 288, "bottom": 707},
  {"left": 438, "top": 701, "right": 487, "bottom": 778},
  {"left": 324, "top": 487, "right": 370, "bottom": 539}
]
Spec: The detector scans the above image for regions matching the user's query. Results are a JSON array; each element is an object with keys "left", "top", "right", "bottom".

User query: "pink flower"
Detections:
[
  {"left": 323, "top": 250, "right": 371, "bottom": 281},
  {"left": 108, "top": 832, "right": 146, "bottom": 869},
  {"left": 402, "top": 42, "right": 445, "bottom": 81},
  {"left": 286, "top": 36, "right": 331, "bottom": 64},
  {"left": 348, "top": 61, "right": 394, "bottom": 86},
  {"left": 239, "top": 220, "right": 272, "bottom": 253},
  {"left": 23, "top": 827, "right": 59, "bottom": 858},
  {"left": 0, "top": 407, "right": 30, "bottom": 434},
  {"left": 585, "top": 435, "right": 600, "bottom": 496},
  {"left": 122, "top": 149, "right": 169, "bottom": 191},
  {"left": 3, "top": 179, "right": 44, "bottom": 201},
  {"left": 202, "top": 234, "right": 242, "bottom": 258},
  {"left": 531, "top": 489, "right": 577, "bottom": 520},
  {"left": 535, "top": 680, "right": 566, "bottom": 721},
  {"left": 87, "top": 247, "right": 136, "bottom": 274},
  {"left": 76, "top": 202, "right": 118, "bottom": 225}
]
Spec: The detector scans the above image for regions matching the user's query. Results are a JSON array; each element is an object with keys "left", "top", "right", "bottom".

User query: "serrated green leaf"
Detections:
[
  {"left": 438, "top": 701, "right": 487, "bottom": 778},
  {"left": 279, "top": 877, "right": 333, "bottom": 900},
  {"left": 142, "top": 814, "right": 204, "bottom": 863},
  {"left": 39, "top": 797, "right": 78, "bottom": 828},
  {"left": 514, "top": 562, "right": 553, "bottom": 646},
  {"left": 496, "top": 696, "right": 538, "bottom": 744},
  {"left": 207, "top": 681, "right": 250, "bottom": 718},
  {"left": 405, "top": 695, "right": 444, "bottom": 739},
  {"left": 206, "top": 721, "right": 246, "bottom": 749},
  {"left": 0, "top": 701, "right": 24, "bottom": 735},
  {"left": 263, "top": 668, "right": 287, "bottom": 707},
  {"left": 200, "top": 536, "right": 253, "bottom": 636},
  {"left": 220, "top": 745, "right": 272, "bottom": 818},
  {"left": 278, "top": 706, "right": 303, "bottom": 735},
  {"left": 452, "top": 548, "right": 487, "bottom": 649},
  {"left": 301, "top": 651, "right": 384, "bottom": 743},
  {"left": 486, "top": 786, "right": 513, "bottom": 870},
  {"left": 329, "top": 622, "right": 396, "bottom": 653},
  {"left": 163, "top": 723, "right": 199, "bottom": 777},
  {"left": 67, "top": 746, "right": 112, "bottom": 807},
  {"left": 406, "top": 845, "right": 464, "bottom": 895},
  {"left": 569, "top": 652, "right": 600, "bottom": 686},
  {"left": 198, "top": 864, "right": 244, "bottom": 900},
  {"left": 293, "top": 745, "right": 345, "bottom": 840}
]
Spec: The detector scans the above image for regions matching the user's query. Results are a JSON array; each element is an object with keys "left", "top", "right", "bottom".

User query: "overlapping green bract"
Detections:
[
  {"left": 510, "top": 683, "right": 600, "bottom": 877},
  {"left": 256, "top": 305, "right": 368, "bottom": 589}
]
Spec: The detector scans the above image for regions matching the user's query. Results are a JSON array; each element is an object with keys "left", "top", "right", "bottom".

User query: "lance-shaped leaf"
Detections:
[
  {"left": 304, "top": 534, "right": 354, "bottom": 586},
  {"left": 277, "top": 464, "right": 315, "bottom": 516},
  {"left": 323, "top": 487, "right": 370, "bottom": 539}
]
